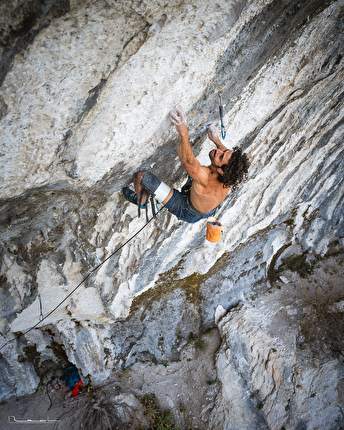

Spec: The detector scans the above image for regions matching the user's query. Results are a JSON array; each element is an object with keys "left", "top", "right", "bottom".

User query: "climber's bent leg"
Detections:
[
  {"left": 123, "top": 171, "right": 173, "bottom": 220},
  {"left": 140, "top": 171, "right": 173, "bottom": 205},
  {"left": 134, "top": 170, "right": 148, "bottom": 206}
]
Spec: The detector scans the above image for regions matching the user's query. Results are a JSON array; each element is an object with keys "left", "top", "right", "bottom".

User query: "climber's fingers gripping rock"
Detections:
[
  {"left": 207, "top": 123, "right": 218, "bottom": 141},
  {"left": 169, "top": 105, "right": 187, "bottom": 130}
]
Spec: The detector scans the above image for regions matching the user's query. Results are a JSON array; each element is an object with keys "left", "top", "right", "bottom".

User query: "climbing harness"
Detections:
[
  {"left": 219, "top": 93, "right": 226, "bottom": 140},
  {"left": 181, "top": 176, "right": 193, "bottom": 196},
  {"left": 0, "top": 210, "right": 164, "bottom": 351}
]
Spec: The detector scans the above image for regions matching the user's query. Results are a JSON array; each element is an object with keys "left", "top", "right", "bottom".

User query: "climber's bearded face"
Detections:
[{"left": 209, "top": 148, "right": 232, "bottom": 168}]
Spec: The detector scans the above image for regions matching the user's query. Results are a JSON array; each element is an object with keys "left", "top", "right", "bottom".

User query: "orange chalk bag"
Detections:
[{"left": 206, "top": 217, "right": 223, "bottom": 243}]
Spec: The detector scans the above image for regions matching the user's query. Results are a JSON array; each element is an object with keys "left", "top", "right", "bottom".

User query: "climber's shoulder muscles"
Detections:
[{"left": 182, "top": 159, "right": 209, "bottom": 188}]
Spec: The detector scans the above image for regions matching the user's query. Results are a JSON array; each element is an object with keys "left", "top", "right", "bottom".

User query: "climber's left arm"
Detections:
[{"left": 207, "top": 124, "right": 228, "bottom": 151}]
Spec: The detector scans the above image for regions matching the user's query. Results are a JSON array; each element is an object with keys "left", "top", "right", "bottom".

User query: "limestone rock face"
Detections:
[
  {"left": 0, "top": 0, "right": 343, "bottom": 427},
  {"left": 211, "top": 255, "right": 344, "bottom": 429}
]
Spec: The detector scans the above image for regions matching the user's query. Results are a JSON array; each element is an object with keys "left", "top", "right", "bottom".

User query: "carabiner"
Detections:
[
  {"left": 219, "top": 93, "right": 226, "bottom": 140},
  {"left": 38, "top": 293, "right": 44, "bottom": 321}
]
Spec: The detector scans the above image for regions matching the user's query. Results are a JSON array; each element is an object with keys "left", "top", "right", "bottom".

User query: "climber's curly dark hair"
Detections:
[{"left": 218, "top": 146, "right": 250, "bottom": 190}]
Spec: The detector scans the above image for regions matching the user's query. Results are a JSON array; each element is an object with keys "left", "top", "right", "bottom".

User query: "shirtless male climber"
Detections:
[{"left": 122, "top": 105, "right": 250, "bottom": 223}]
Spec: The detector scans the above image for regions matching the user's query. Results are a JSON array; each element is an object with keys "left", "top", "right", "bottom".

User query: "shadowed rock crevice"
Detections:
[
  {"left": 76, "top": 23, "right": 151, "bottom": 125},
  {"left": 0, "top": 0, "right": 71, "bottom": 87},
  {"left": 53, "top": 21, "right": 151, "bottom": 178}
]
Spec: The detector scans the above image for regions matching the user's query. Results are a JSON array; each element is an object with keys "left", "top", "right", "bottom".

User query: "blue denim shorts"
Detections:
[{"left": 164, "top": 189, "right": 217, "bottom": 223}]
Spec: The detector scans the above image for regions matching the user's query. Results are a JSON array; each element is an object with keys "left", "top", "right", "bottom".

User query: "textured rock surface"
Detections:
[
  {"left": 211, "top": 254, "right": 344, "bottom": 430},
  {"left": 0, "top": 0, "right": 343, "bottom": 428}
]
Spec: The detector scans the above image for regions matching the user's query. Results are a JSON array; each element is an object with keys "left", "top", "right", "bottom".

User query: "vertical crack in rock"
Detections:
[
  {"left": 110, "top": 24, "right": 150, "bottom": 76},
  {"left": 77, "top": 22, "right": 150, "bottom": 124},
  {"left": 0, "top": 95, "right": 8, "bottom": 121},
  {"left": 76, "top": 79, "right": 107, "bottom": 124},
  {"left": 54, "top": 23, "right": 150, "bottom": 178},
  {"left": 75, "top": 24, "right": 150, "bottom": 124}
]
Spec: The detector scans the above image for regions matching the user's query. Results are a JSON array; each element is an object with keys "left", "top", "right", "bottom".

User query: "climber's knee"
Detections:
[
  {"left": 135, "top": 170, "right": 147, "bottom": 186},
  {"left": 141, "top": 171, "right": 171, "bottom": 203}
]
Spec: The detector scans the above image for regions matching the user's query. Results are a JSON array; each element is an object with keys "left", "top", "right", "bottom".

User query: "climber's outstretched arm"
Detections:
[
  {"left": 169, "top": 105, "right": 209, "bottom": 187},
  {"left": 207, "top": 124, "right": 228, "bottom": 151}
]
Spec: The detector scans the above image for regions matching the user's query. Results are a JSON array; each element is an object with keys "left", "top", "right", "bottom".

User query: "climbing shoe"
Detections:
[
  {"left": 122, "top": 187, "right": 147, "bottom": 208},
  {"left": 122, "top": 187, "right": 157, "bottom": 221}
]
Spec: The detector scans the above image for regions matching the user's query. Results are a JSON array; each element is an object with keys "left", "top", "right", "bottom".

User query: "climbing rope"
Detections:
[{"left": 0, "top": 209, "right": 164, "bottom": 351}]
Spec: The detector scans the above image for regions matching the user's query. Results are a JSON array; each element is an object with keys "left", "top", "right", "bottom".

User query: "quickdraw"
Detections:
[
  {"left": 38, "top": 293, "right": 44, "bottom": 321},
  {"left": 219, "top": 93, "right": 226, "bottom": 140}
]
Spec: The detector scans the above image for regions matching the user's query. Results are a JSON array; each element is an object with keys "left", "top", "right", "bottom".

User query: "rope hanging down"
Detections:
[{"left": 0, "top": 211, "right": 162, "bottom": 351}]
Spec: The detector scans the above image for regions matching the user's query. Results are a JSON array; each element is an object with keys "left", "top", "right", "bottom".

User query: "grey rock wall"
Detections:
[
  {"left": 211, "top": 254, "right": 344, "bottom": 430},
  {"left": 0, "top": 0, "right": 343, "bottom": 427}
]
